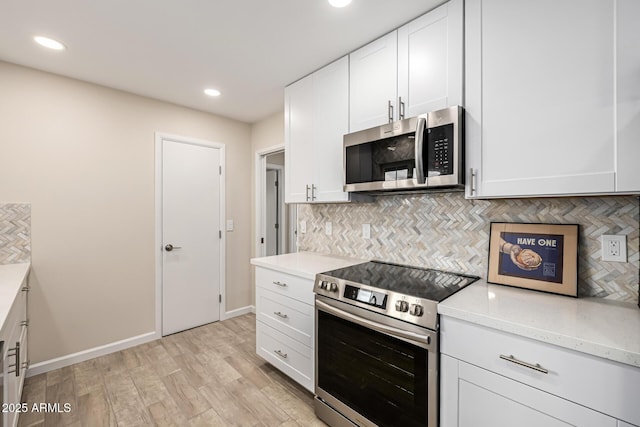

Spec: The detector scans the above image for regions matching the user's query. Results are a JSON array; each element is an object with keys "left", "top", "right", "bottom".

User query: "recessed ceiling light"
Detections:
[
  {"left": 34, "top": 36, "right": 66, "bottom": 51},
  {"left": 204, "top": 88, "right": 221, "bottom": 97},
  {"left": 328, "top": 0, "right": 352, "bottom": 7}
]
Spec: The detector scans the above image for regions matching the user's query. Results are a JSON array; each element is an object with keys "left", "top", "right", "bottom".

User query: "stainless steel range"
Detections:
[{"left": 313, "top": 261, "right": 478, "bottom": 427}]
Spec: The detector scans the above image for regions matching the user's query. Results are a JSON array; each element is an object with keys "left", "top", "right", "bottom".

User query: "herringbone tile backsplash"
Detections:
[
  {"left": 0, "top": 203, "right": 31, "bottom": 264},
  {"left": 298, "top": 194, "right": 639, "bottom": 302}
]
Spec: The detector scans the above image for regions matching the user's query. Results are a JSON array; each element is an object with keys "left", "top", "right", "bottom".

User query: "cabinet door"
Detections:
[
  {"left": 466, "top": 0, "right": 616, "bottom": 198},
  {"left": 313, "top": 56, "right": 350, "bottom": 202},
  {"left": 441, "top": 356, "right": 617, "bottom": 427},
  {"left": 284, "top": 75, "right": 314, "bottom": 203},
  {"left": 349, "top": 31, "right": 398, "bottom": 132},
  {"left": 398, "top": 0, "right": 463, "bottom": 118},
  {"left": 616, "top": 0, "right": 640, "bottom": 192}
]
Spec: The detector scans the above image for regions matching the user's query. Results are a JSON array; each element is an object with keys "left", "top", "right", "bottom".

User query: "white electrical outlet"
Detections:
[
  {"left": 226, "top": 219, "right": 234, "bottom": 231},
  {"left": 362, "top": 223, "right": 371, "bottom": 239},
  {"left": 601, "top": 235, "right": 627, "bottom": 262},
  {"left": 300, "top": 220, "right": 307, "bottom": 234},
  {"left": 325, "top": 222, "right": 332, "bottom": 236}
]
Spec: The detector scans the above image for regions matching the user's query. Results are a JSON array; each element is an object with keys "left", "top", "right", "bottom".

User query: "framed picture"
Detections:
[{"left": 488, "top": 222, "right": 579, "bottom": 297}]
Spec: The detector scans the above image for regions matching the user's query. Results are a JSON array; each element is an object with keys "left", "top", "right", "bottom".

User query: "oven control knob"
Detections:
[
  {"left": 319, "top": 281, "right": 327, "bottom": 290},
  {"left": 395, "top": 300, "right": 409, "bottom": 312},
  {"left": 328, "top": 282, "right": 338, "bottom": 292},
  {"left": 409, "top": 304, "right": 424, "bottom": 317}
]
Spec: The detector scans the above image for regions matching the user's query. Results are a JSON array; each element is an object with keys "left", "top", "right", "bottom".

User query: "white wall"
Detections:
[{"left": 0, "top": 61, "right": 253, "bottom": 364}]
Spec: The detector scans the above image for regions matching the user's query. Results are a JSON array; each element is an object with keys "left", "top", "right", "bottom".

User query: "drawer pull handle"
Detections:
[
  {"left": 274, "top": 311, "right": 288, "bottom": 319},
  {"left": 272, "top": 281, "right": 287, "bottom": 287},
  {"left": 274, "top": 349, "right": 288, "bottom": 359},
  {"left": 500, "top": 354, "right": 548, "bottom": 374}
]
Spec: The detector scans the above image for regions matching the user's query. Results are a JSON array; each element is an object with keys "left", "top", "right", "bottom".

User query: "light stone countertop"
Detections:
[
  {"left": 439, "top": 280, "right": 640, "bottom": 368},
  {"left": 0, "top": 263, "right": 30, "bottom": 333},
  {"left": 250, "top": 251, "right": 366, "bottom": 280}
]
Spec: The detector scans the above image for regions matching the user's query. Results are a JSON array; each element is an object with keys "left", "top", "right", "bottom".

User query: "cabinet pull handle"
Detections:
[
  {"left": 273, "top": 311, "right": 288, "bottom": 319},
  {"left": 388, "top": 100, "right": 394, "bottom": 123},
  {"left": 272, "top": 281, "right": 287, "bottom": 287},
  {"left": 499, "top": 354, "right": 548, "bottom": 374},
  {"left": 274, "top": 349, "right": 288, "bottom": 359},
  {"left": 305, "top": 184, "right": 310, "bottom": 201},
  {"left": 21, "top": 286, "right": 29, "bottom": 292},
  {"left": 398, "top": 96, "right": 405, "bottom": 120},
  {"left": 8, "top": 342, "right": 21, "bottom": 377},
  {"left": 470, "top": 168, "right": 477, "bottom": 196},
  {"left": 311, "top": 184, "right": 317, "bottom": 201}
]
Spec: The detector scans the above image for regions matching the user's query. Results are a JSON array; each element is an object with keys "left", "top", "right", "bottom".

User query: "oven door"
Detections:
[{"left": 315, "top": 296, "right": 438, "bottom": 427}]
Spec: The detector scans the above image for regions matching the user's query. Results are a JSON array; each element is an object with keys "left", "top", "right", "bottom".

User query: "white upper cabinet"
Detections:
[
  {"left": 349, "top": 0, "right": 463, "bottom": 133},
  {"left": 349, "top": 32, "right": 398, "bottom": 132},
  {"left": 616, "top": 0, "right": 640, "bottom": 193},
  {"left": 285, "top": 56, "right": 350, "bottom": 203},
  {"left": 284, "top": 74, "right": 314, "bottom": 203},
  {"left": 397, "top": 0, "right": 463, "bottom": 119},
  {"left": 312, "top": 57, "right": 350, "bottom": 202},
  {"left": 466, "top": 0, "right": 640, "bottom": 198}
]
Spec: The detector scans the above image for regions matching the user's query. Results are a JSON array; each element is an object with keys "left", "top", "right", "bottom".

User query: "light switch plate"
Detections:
[
  {"left": 325, "top": 222, "right": 332, "bottom": 236},
  {"left": 299, "top": 220, "right": 306, "bottom": 234},
  {"left": 601, "top": 234, "right": 627, "bottom": 262},
  {"left": 226, "top": 220, "right": 234, "bottom": 231}
]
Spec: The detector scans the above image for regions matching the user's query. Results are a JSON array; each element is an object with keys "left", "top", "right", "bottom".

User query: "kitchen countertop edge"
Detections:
[
  {"left": 439, "top": 280, "right": 640, "bottom": 369},
  {"left": 250, "top": 251, "right": 367, "bottom": 280}
]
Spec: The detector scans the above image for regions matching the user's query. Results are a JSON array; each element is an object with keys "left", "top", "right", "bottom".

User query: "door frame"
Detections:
[
  {"left": 155, "top": 132, "right": 226, "bottom": 338},
  {"left": 265, "top": 163, "right": 286, "bottom": 255},
  {"left": 255, "top": 144, "right": 284, "bottom": 258}
]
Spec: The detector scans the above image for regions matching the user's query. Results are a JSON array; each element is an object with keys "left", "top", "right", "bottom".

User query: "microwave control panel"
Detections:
[{"left": 427, "top": 123, "right": 454, "bottom": 176}]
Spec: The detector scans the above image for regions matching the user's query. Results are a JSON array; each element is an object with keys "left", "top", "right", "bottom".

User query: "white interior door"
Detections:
[{"left": 162, "top": 138, "right": 222, "bottom": 335}]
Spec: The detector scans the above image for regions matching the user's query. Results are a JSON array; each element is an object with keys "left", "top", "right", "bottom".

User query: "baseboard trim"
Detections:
[
  {"left": 223, "top": 305, "right": 255, "bottom": 320},
  {"left": 26, "top": 331, "right": 157, "bottom": 377}
]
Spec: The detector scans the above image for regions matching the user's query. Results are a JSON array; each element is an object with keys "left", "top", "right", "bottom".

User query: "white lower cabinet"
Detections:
[
  {"left": 440, "top": 316, "right": 640, "bottom": 427},
  {"left": 254, "top": 266, "right": 315, "bottom": 392},
  {"left": 442, "top": 355, "right": 616, "bottom": 427},
  {"left": 1, "top": 276, "right": 29, "bottom": 427}
]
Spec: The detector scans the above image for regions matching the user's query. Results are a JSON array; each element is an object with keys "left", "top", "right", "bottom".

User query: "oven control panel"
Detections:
[
  {"left": 344, "top": 284, "right": 387, "bottom": 309},
  {"left": 314, "top": 273, "right": 438, "bottom": 329}
]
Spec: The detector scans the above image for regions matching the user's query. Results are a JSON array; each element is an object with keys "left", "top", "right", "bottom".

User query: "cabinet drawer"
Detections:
[
  {"left": 255, "top": 267, "right": 314, "bottom": 305},
  {"left": 441, "top": 316, "right": 640, "bottom": 425},
  {"left": 256, "top": 321, "right": 313, "bottom": 392},
  {"left": 455, "top": 358, "right": 616, "bottom": 427},
  {"left": 256, "top": 287, "right": 313, "bottom": 347}
]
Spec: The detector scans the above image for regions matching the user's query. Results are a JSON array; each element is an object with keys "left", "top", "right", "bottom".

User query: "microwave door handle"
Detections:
[{"left": 415, "top": 117, "right": 427, "bottom": 184}]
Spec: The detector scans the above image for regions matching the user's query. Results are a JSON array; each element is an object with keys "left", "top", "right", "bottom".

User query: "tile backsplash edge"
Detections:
[
  {"left": 297, "top": 194, "right": 639, "bottom": 303},
  {"left": 0, "top": 203, "right": 31, "bottom": 265}
]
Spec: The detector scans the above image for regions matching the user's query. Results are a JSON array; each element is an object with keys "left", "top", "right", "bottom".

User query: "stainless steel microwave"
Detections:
[{"left": 344, "top": 105, "right": 464, "bottom": 193}]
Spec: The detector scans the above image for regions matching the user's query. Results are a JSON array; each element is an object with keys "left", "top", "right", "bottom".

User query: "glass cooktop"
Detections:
[{"left": 322, "top": 260, "right": 479, "bottom": 302}]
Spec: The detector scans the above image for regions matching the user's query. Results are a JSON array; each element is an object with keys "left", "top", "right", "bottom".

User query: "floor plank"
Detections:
[{"left": 18, "top": 313, "right": 325, "bottom": 426}]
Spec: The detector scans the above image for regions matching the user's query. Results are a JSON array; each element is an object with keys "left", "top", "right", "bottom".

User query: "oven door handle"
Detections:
[{"left": 316, "top": 299, "right": 432, "bottom": 346}]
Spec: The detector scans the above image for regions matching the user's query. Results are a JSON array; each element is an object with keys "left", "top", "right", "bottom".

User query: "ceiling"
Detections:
[{"left": 0, "top": 0, "right": 444, "bottom": 124}]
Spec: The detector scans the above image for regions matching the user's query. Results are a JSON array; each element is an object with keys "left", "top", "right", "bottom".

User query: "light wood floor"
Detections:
[{"left": 18, "top": 313, "right": 326, "bottom": 427}]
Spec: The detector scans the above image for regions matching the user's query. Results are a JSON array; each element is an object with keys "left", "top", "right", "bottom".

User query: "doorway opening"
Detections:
[{"left": 256, "top": 147, "right": 297, "bottom": 258}]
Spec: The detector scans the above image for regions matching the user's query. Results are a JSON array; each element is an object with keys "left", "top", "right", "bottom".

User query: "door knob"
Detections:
[{"left": 164, "top": 244, "right": 182, "bottom": 252}]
